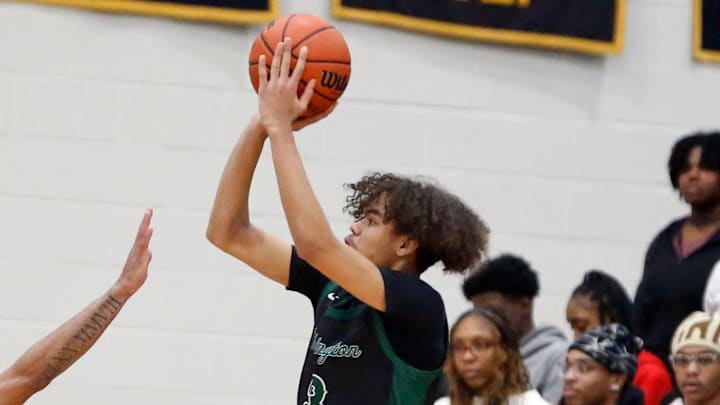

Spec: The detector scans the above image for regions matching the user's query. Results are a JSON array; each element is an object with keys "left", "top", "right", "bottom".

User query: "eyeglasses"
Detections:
[
  {"left": 451, "top": 340, "right": 500, "bottom": 357},
  {"left": 669, "top": 352, "right": 720, "bottom": 369}
]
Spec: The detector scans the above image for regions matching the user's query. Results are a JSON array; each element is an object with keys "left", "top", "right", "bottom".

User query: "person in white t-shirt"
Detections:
[{"left": 435, "top": 307, "right": 549, "bottom": 405}]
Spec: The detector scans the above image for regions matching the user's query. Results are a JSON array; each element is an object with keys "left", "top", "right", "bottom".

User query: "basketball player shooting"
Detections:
[{"left": 207, "top": 37, "right": 489, "bottom": 404}]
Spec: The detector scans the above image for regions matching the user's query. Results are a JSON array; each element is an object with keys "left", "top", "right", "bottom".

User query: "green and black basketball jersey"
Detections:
[{"left": 287, "top": 248, "right": 447, "bottom": 405}]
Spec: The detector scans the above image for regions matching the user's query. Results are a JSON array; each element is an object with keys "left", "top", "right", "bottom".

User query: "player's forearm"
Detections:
[
  {"left": 4, "top": 288, "right": 127, "bottom": 397},
  {"left": 268, "top": 130, "right": 335, "bottom": 254},
  {"left": 207, "top": 116, "right": 267, "bottom": 246}
]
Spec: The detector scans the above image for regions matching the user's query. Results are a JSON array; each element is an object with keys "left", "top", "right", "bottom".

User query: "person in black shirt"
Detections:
[
  {"left": 633, "top": 131, "right": 720, "bottom": 405},
  {"left": 207, "top": 37, "right": 489, "bottom": 405}
]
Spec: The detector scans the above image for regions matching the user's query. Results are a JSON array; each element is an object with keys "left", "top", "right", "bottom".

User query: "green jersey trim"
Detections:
[
  {"left": 319, "top": 281, "right": 368, "bottom": 320},
  {"left": 373, "top": 312, "right": 443, "bottom": 404},
  {"left": 316, "top": 280, "right": 444, "bottom": 404}
]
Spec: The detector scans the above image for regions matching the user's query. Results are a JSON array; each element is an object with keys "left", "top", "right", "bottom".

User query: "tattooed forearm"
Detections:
[{"left": 40, "top": 295, "right": 123, "bottom": 382}]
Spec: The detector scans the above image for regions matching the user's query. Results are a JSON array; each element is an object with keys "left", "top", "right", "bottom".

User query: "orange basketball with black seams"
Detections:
[{"left": 249, "top": 13, "right": 351, "bottom": 117}]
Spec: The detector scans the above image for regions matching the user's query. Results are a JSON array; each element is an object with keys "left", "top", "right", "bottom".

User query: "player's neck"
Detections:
[{"left": 388, "top": 258, "right": 420, "bottom": 276}]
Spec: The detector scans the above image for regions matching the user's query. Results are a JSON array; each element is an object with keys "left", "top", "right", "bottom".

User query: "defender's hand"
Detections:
[{"left": 113, "top": 209, "right": 154, "bottom": 301}]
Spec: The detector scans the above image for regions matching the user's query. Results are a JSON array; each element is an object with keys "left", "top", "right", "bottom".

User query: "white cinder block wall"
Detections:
[{"left": 0, "top": 0, "right": 716, "bottom": 403}]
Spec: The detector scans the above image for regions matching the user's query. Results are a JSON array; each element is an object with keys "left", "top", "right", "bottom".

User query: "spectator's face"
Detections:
[
  {"left": 678, "top": 146, "right": 720, "bottom": 206},
  {"left": 450, "top": 314, "right": 507, "bottom": 392},
  {"left": 672, "top": 345, "right": 720, "bottom": 405},
  {"left": 470, "top": 292, "right": 528, "bottom": 337},
  {"left": 566, "top": 294, "right": 602, "bottom": 340},
  {"left": 563, "top": 350, "right": 621, "bottom": 405}
]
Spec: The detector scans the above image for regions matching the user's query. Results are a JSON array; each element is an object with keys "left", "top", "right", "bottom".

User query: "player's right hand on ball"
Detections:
[{"left": 258, "top": 37, "right": 316, "bottom": 134}]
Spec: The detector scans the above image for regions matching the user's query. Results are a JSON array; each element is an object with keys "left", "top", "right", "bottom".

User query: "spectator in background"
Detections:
[
  {"left": 562, "top": 324, "right": 644, "bottom": 405},
  {"left": 463, "top": 254, "right": 568, "bottom": 403},
  {"left": 665, "top": 311, "right": 720, "bottom": 405},
  {"left": 435, "top": 307, "right": 549, "bottom": 405},
  {"left": 633, "top": 132, "right": 720, "bottom": 405},
  {"left": 660, "top": 265, "right": 720, "bottom": 404},
  {"left": 566, "top": 270, "right": 634, "bottom": 340}
]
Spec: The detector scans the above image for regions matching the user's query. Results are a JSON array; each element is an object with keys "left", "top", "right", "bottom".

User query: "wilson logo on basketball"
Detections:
[
  {"left": 249, "top": 13, "right": 351, "bottom": 117},
  {"left": 320, "top": 70, "right": 348, "bottom": 92}
]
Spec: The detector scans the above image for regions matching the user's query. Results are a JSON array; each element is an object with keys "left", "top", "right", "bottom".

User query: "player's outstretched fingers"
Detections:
[
  {"left": 299, "top": 78, "right": 315, "bottom": 109},
  {"left": 258, "top": 54, "right": 268, "bottom": 90},
  {"left": 135, "top": 208, "right": 154, "bottom": 248},
  {"left": 270, "top": 41, "right": 284, "bottom": 80},
  {"left": 292, "top": 46, "right": 308, "bottom": 84},
  {"left": 280, "top": 37, "right": 293, "bottom": 78}
]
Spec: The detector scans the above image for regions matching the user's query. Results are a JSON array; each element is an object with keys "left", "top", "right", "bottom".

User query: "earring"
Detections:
[{"left": 610, "top": 384, "right": 620, "bottom": 392}]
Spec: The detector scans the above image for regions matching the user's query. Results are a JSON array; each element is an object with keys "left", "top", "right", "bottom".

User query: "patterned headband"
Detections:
[{"left": 569, "top": 324, "right": 643, "bottom": 377}]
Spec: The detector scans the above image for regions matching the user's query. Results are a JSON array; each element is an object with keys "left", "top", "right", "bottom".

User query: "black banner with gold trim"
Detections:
[
  {"left": 695, "top": 0, "right": 720, "bottom": 63},
  {"left": 332, "top": 0, "right": 625, "bottom": 54},
  {"left": 15, "top": 0, "right": 278, "bottom": 24}
]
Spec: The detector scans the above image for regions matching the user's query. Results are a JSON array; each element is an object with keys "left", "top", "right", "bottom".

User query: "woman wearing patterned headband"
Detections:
[{"left": 562, "top": 324, "right": 644, "bottom": 405}]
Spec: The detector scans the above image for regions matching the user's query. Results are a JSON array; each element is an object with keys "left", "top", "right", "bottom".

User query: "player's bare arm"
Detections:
[
  {"left": 258, "top": 38, "right": 387, "bottom": 311},
  {"left": 0, "top": 209, "right": 153, "bottom": 405},
  {"left": 206, "top": 113, "right": 294, "bottom": 285},
  {"left": 206, "top": 76, "right": 332, "bottom": 285}
]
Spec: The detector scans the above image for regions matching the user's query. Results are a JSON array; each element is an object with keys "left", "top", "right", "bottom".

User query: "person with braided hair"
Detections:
[{"left": 566, "top": 270, "right": 634, "bottom": 340}]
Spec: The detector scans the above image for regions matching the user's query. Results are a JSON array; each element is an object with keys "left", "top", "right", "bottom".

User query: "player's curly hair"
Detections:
[{"left": 344, "top": 172, "right": 489, "bottom": 273}]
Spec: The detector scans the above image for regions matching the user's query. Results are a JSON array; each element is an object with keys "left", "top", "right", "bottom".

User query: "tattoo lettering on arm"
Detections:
[{"left": 41, "top": 295, "right": 123, "bottom": 382}]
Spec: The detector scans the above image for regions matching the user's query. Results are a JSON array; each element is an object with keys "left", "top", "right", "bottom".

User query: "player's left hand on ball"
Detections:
[{"left": 293, "top": 103, "right": 337, "bottom": 131}]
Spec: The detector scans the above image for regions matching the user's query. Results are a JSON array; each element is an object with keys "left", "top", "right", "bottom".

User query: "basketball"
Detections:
[{"left": 248, "top": 13, "right": 351, "bottom": 118}]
